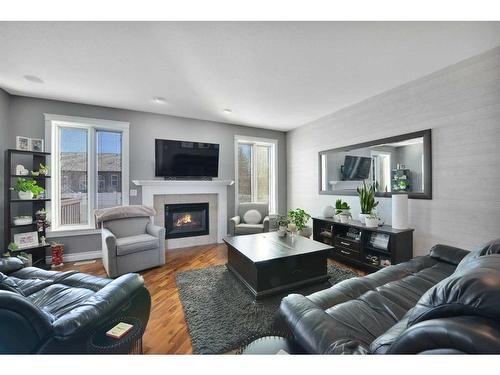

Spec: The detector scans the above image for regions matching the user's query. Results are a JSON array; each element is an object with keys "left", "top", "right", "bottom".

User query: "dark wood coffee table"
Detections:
[{"left": 224, "top": 232, "right": 332, "bottom": 299}]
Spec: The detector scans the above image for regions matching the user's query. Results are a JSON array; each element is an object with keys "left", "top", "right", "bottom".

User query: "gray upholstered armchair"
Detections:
[
  {"left": 95, "top": 205, "right": 165, "bottom": 278},
  {"left": 229, "top": 202, "right": 270, "bottom": 236}
]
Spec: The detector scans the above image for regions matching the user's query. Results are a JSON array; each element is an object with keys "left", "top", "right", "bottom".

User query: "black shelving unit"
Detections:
[{"left": 4, "top": 149, "right": 51, "bottom": 269}]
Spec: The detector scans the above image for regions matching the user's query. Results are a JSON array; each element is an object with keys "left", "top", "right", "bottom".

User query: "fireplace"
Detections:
[{"left": 164, "top": 203, "right": 209, "bottom": 239}]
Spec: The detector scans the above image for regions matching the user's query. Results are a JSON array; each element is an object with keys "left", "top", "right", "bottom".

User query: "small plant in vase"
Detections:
[
  {"left": 10, "top": 177, "right": 45, "bottom": 200},
  {"left": 275, "top": 215, "right": 289, "bottom": 237},
  {"left": 364, "top": 213, "right": 380, "bottom": 228},
  {"left": 335, "top": 198, "right": 352, "bottom": 223},
  {"left": 288, "top": 208, "right": 312, "bottom": 237},
  {"left": 357, "top": 181, "right": 379, "bottom": 224}
]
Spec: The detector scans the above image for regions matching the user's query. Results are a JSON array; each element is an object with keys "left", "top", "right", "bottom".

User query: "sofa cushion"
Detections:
[
  {"left": 455, "top": 238, "right": 500, "bottom": 273},
  {"left": 408, "top": 255, "right": 500, "bottom": 327},
  {"left": 243, "top": 209, "right": 262, "bottom": 224},
  {"left": 235, "top": 223, "right": 265, "bottom": 235},
  {"left": 0, "top": 257, "right": 25, "bottom": 274},
  {"left": 104, "top": 217, "right": 150, "bottom": 238},
  {"left": 116, "top": 234, "right": 159, "bottom": 256},
  {"left": 429, "top": 244, "right": 469, "bottom": 266}
]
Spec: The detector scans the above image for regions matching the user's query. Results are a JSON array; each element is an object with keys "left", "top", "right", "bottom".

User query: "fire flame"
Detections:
[{"left": 175, "top": 214, "right": 192, "bottom": 227}]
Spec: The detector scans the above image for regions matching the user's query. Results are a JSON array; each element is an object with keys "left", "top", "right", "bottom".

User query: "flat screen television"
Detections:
[
  {"left": 155, "top": 139, "right": 219, "bottom": 178},
  {"left": 342, "top": 155, "right": 371, "bottom": 181}
]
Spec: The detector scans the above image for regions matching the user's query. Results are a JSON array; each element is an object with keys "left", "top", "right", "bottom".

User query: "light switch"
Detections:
[{"left": 129, "top": 189, "right": 138, "bottom": 197}]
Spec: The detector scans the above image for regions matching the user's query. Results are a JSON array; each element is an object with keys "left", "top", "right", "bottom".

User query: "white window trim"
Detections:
[
  {"left": 44, "top": 114, "right": 130, "bottom": 236},
  {"left": 234, "top": 135, "right": 278, "bottom": 215}
]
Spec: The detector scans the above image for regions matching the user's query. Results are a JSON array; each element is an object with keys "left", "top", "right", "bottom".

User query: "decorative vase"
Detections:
[
  {"left": 299, "top": 227, "right": 312, "bottom": 238},
  {"left": 18, "top": 191, "right": 34, "bottom": 200},
  {"left": 365, "top": 217, "right": 379, "bottom": 228},
  {"left": 339, "top": 214, "right": 350, "bottom": 224},
  {"left": 392, "top": 193, "right": 409, "bottom": 229},
  {"left": 277, "top": 226, "right": 287, "bottom": 237},
  {"left": 359, "top": 213, "right": 368, "bottom": 224},
  {"left": 323, "top": 205, "right": 334, "bottom": 218}
]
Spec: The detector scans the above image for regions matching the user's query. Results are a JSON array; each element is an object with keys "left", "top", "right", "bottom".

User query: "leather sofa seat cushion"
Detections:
[
  {"left": 408, "top": 255, "right": 500, "bottom": 327},
  {"left": 235, "top": 223, "right": 265, "bottom": 235},
  {"left": 116, "top": 234, "right": 159, "bottom": 256},
  {"left": 5, "top": 268, "right": 77, "bottom": 297},
  {"left": 455, "top": 238, "right": 500, "bottom": 273}
]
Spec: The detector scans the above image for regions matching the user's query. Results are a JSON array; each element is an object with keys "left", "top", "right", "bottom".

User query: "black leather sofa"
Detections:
[
  {"left": 280, "top": 239, "right": 500, "bottom": 354},
  {"left": 0, "top": 257, "right": 151, "bottom": 354}
]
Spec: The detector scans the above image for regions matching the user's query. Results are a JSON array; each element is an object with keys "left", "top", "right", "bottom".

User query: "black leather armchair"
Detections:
[
  {"left": 0, "top": 257, "right": 151, "bottom": 354},
  {"left": 279, "top": 238, "right": 500, "bottom": 354}
]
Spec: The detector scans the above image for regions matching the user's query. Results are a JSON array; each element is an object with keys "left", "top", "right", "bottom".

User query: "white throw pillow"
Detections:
[{"left": 243, "top": 209, "right": 262, "bottom": 224}]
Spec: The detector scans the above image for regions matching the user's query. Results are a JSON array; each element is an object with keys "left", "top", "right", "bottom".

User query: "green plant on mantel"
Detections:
[
  {"left": 357, "top": 181, "right": 379, "bottom": 214},
  {"left": 287, "top": 208, "right": 311, "bottom": 231},
  {"left": 10, "top": 177, "right": 45, "bottom": 197}
]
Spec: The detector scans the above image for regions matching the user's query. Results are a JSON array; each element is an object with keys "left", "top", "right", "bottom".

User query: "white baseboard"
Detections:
[{"left": 46, "top": 250, "right": 102, "bottom": 264}]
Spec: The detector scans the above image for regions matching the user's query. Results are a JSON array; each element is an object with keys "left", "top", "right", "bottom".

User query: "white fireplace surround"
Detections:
[{"left": 132, "top": 180, "right": 234, "bottom": 243}]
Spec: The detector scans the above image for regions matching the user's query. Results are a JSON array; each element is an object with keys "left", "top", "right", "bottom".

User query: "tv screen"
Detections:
[
  {"left": 343, "top": 155, "right": 371, "bottom": 181},
  {"left": 155, "top": 139, "right": 219, "bottom": 178}
]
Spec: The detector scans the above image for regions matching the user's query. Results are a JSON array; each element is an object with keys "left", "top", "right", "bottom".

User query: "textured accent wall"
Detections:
[{"left": 287, "top": 46, "right": 500, "bottom": 256}]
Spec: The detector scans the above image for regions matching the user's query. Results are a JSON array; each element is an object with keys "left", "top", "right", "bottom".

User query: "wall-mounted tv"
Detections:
[
  {"left": 342, "top": 155, "right": 371, "bottom": 181},
  {"left": 155, "top": 139, "right": 220, "bottom": 178}
]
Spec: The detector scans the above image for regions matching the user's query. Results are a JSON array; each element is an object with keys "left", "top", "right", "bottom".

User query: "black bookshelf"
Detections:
[
  {"left": 313, "top": 216, "right": 413, "bottom": 273},
  {"left": 4, "top": 149, "right": 51, "bottom": 270}
]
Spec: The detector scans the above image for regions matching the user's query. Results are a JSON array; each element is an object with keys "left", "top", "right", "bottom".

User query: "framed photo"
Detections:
[
  {"left": 14, "top": 231, "right": 39, "bottom": 249},
  {"left": 16, "top": 136, "right": 30, "bottom": 151},
  {"left": 30, "top": 138, "right": 44, "bottom": 152}
]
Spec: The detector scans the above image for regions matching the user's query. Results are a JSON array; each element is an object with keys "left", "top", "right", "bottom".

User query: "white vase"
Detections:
[
  {"left": 339, "top": 214, "right": 350, "bottom": 224},
  {"left": 392, "top": 194, "right": 409, "bottom": 229},
  {"left": 365, "top": 217, "right": 379, "bottom": 228},
  {"left": 277, "top": 226, "right": 287, "bottom": 237},
  {"left": 18, "top": 191, "right": 34, "bottom": 200},
  {"left": 359, "top": 213, "right": 368, "bottom": 224},
  {"left": 323, "top": 205, "right": 334, "bottom": 218},
  {"left": 299, "top": 227, "right": 312, "bottom": 238}
]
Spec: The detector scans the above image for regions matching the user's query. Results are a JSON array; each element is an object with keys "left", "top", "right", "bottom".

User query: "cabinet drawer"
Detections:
[
  {"left": 334, "top": 237, "right": 360, "bottom": 252},
  {"left": 333, "top": 246, "right": 360, "bottom": 261}
]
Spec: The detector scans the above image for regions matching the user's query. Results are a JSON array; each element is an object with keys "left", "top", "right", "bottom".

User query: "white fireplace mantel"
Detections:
[{"left": 132, "top": 179, "right": 234, "bottom": 243}]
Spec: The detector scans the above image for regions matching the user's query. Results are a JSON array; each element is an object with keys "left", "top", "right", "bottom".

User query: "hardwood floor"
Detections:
[{"left": 59, "top": 244, "right": 364, "bottom": 354}]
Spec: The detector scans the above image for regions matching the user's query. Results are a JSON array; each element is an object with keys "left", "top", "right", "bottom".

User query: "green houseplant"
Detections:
[
  {"left": 356, "top": 181, "right": 379, "bottom": 223},
  {"left": 10, "top": 177, "right": 45, "bottom": 199},
  {"left": 335, "top": 198, "right": 351, "bottom": 215},
  {"left": 288, "top": 208, "right": 311, "bottom": 237},
  {"left": 275, "top": 215, "right": 289, "bottom": 237}
]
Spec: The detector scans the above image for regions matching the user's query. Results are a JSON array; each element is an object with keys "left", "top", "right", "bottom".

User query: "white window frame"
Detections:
[
  {"left": 234, "top": 135, "right": 278, "bottom": 215},
  {"left": 45, "top": 114, "right": 130, "bottom": 236}
]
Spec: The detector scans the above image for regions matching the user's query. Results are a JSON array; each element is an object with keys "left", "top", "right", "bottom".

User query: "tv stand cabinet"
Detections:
[{"left": 312, "top": 217, "right": 413, "bottom": 273}]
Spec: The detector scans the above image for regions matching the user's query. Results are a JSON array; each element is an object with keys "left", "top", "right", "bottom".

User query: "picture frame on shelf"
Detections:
[
  {"left": 16, "top": 136, "right": 30, "bottom": 151},
  {"left": 13, "top": 231, "right": 39, "bottom": 249},
  {"left": 30, "top": 138, "right": 44, "bottom": 152}
]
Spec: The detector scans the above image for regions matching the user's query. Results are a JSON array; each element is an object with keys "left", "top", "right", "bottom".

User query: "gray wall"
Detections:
[
  {"left": 287, "top": 45, "right": 500, "bottom": 256},
  {"left": 7, "top": 95, "right": 287, "bottom": 255},
  {"left": 393, "top": 144, "right": 423, "bottom": 192},
  {"left": 0, "top": 89, "right": 11, "bottom": 247}
]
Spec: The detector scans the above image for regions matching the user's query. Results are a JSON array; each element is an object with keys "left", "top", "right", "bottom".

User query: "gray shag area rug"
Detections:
[{"left": 176, "top": 264, "right": 357, "bottom": 354}]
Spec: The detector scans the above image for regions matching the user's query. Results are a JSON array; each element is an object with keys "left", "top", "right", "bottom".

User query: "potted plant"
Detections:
[
  {"left": 38, "top": 163, "right": 50, "bottom": 176},
  {"left": 364, "top": 213, "right": 380, "bottom": 228},
  {"left": 335, "top": 198, "right": 351, "bottom": 215},
  {"left": 288, "top": 208, "right": 312, "bottom": 237},
  {"left": 10, "top": 177, "right": 45, "bottom": 200},
  {"left": 357, "top": 181, "right": 379, "bottom": 223},
  {"left": 275, "top": 215, "right": 289, "bottom": 237}
]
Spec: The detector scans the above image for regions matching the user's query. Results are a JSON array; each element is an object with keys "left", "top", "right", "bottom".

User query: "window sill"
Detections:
[{"left": 46, "top": 228, "right": 100, "bottom": 238}]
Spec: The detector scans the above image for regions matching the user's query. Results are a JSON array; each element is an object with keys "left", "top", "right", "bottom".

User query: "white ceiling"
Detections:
[{"left": 1, "top": 22, "right": 500, "bottom": 131}]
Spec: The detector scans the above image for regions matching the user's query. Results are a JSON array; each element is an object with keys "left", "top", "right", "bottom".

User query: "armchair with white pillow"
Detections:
[{"left": 229, "top": 202, "right": 270, "bottom": 236}]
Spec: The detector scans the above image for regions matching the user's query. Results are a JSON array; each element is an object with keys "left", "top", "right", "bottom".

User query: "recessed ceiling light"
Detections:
[
  {"left": 223, "top": 109, "right": 232, "bottom": 114},
  {"left": 23, "top": 75, "right": 44, "bottom": 84},
  {"left": 152, "top": 96, "right": 167, "bottom": 104}
]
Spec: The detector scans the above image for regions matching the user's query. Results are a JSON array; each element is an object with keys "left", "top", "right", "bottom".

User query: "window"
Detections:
[
  {"left": 235, "top": 136, "right": 277, "bottom": 214},
  {"left": 46, "top": 114, "right": 129, "bottom": 232}
]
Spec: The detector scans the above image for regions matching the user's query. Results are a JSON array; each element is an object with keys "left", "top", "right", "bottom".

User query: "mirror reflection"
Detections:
[{"left": 320, "top": 131, "right": 431, "bottom": 198}]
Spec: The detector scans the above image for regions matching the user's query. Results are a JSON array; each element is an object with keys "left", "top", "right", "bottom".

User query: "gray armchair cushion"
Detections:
[
  {"left": 238, "top": 203, "right": 269, "bottom": 223},
  {"left": 235, "top": 223, "right": 265, "bottom": 235},
  {"left": 103, "top": 217, "right": 150, "bottom": 238},
  {"left": 116, "top": 234, "right": 159, "bottom": 256}
]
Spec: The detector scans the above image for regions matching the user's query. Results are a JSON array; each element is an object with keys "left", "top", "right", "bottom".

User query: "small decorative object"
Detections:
[
  {"left": 357, "top": 181, "right": 379, "bottom": 223},
  {"left": 36, "top": 209, "right": 51, "bottom": 234},
  {"left": 364, "top": 213, "right": 380, "bottom": 228},
  {"left": 7, "top": 242, "right": 19, "bottom": 254},
  {"left": 38, "top": 163, "right": 50, "bottom": 176},
  {"left": 15, "top": 164, "right": 29, "bottom": 176},
  {"left": 14, "top": 231, "right": 39, "bottom": 249},
  {"left": 287, "top": 208, "right": 311, "bottom": 237},
  {"left": 299, "top": 227, "right": 313, "bottom": 238},
  {"left": 287, "top": 222, "right": 297, "bottom": 237},
  {"left": 334, "top": 198, "right": 351, "bottom": 217},
  {"left": 106, "top": 322, "right": 134, "bottom": 339},
  {"left": 338, "top": 212, "right": 351, "bottom": 224},
  {"left": 392, "top": 193, "right": 409, "bottom": 230},
  {"left": 13, "top": 215, "right": 33, "bottom": 226},
  {"left": 51, "top": 242, "right": 64, "bottom": 268},
  {"left": 276, "top": 215, "right": 289, "bottom": 237},
  {"left": 380, "top": 258, "right": 392, "bottom": 267},
  {"left": 40, "top": 236, "right": 46, "bottom": 245},
  {"left": 30, "top": 138, "right": 44, "bottom": 152},
  {"left": 16, "top": 136, "right": 30, "bottom": 151},
  {"left": 17, "top": 252, "right": 33, "bottom": 267},
  {"left": 31, "top": 171, "right": 40, "bottom": 177},
  {"left": 323, "top": 205, "right": 334, "bottom": 218},
  {"left": 10, "top": 177, "right": 45, "bottom": 199}
]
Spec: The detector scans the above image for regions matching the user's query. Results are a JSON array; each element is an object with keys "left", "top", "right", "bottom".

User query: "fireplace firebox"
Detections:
[{"left": 164, "top": 203, "right": 209, "bottom": 239}]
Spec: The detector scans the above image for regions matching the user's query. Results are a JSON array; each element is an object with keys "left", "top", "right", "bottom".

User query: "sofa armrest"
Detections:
[
  {"left": 263, "top": 216, "right": 270, "bottom": 232},
  {"left": 0, "top": 257, "right": 25, "bottom": 274},
  {"left": 387, "top": 316, "right": 500, "bottom": 354},
  {"left": 146, "top": 223, "right": 165, "bottom": 239},
  {"left": 0, "top": 291, "right": 53, "bottom": 353},
  {"left": 101, "top": 228, "right": 117, "bottom": 252},
  {"left": 280, "top": 294, "right": 368, "bottom": 354},
  {"left": 229, "top": 216, "right": 240, "bottom": 236},
  {"left": 52, "top": 273, "right": 147, "bottom": 337},
  {"left": 430, "top": 244, "right": 469, "bottom": 265}
]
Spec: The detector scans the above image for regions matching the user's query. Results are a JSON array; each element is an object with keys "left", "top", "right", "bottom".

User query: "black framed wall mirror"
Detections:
[{"left": 319, "top": 129, "right": 432, "bottom": 199}]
